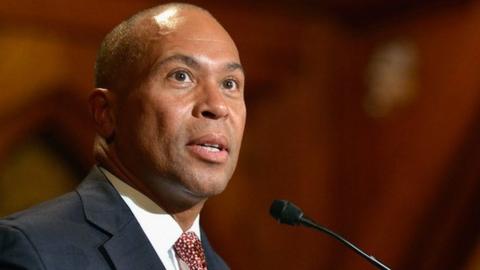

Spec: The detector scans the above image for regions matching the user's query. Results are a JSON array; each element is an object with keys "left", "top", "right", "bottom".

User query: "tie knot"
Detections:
[{"left": 174, "top": 232, "right": 207, "bottom": 270}]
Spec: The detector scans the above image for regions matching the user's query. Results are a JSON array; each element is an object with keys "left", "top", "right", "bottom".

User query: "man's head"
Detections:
[{"left": 89, "top": 3, "right": 246, "bottom": 213}]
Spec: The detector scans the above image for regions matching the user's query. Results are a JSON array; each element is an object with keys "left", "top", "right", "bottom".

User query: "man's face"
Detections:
[{"left": 112, "top": 8, "right": 246, "bottom": 206}]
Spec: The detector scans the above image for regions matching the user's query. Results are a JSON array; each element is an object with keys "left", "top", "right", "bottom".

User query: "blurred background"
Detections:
[{"left": 0, "top": 0, "right": 479, "bottom": 269}]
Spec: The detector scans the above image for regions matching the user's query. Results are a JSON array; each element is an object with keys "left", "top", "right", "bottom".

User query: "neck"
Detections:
[
  {"left": 95, "top": 142, "right": 207, "bottom": 231},
  {"left": 172, "top": 202, "right": 205, "bottom": 231}
]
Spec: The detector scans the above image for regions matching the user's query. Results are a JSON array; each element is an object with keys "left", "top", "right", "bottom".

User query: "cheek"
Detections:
[
  {"left": 116, "top": 97, "right": 162, "bottom": 148},
  {"left": 147, "top": 100, "right": 191, "bottom": 148},
  {"left": 232, "top": 102, "right": 247, "bottom": 137}
]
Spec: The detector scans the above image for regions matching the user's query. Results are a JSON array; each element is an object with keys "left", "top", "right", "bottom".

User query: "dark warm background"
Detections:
[{"left": 1, "top": 0, "right": 479, "bottom": 269}]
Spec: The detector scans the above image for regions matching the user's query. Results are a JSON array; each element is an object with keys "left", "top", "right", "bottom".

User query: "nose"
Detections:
[{"left": 193, "top": 83, "right": 229, "bottom": 120}]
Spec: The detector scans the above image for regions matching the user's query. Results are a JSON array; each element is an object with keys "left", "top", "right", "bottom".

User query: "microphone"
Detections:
[{"left": 270, "top": 200, "right": 391, "bottom": 270}]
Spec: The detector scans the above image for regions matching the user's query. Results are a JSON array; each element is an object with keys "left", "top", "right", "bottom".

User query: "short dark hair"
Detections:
[
  {"left": 93, "top": 3, "right": 208, "bottom": 92},
  {"left": 94, "top": 16, "right": 145, "bottom": 91}
]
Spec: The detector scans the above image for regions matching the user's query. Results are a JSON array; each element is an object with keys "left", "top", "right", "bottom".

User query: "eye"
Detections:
[
  {"left": 169, "top": 70, "right": 193, "bottom": 83},
  {"left": 222, "top": 79, "right": 239, "bottom": 90}
]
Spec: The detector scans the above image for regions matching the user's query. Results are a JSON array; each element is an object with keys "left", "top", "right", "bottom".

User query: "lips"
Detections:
[{"left": 187, "top": 134, "right": 229, "bottom": 163}]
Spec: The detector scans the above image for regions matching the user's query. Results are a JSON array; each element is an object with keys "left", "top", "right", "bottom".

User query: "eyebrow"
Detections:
[
  {"left": 154, "top": 54, "right": 244, "bottom": 74},
  {"left": 225, "top": 62, "right": 244, "bottom": 73},
  {"left": 156, "top": 54, "right": 200, "bottom": 69}
]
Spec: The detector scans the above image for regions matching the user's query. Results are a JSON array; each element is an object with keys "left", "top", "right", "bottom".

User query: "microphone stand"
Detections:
[{"left": 300, "top": 216, "right": 391, "bottom": 270}]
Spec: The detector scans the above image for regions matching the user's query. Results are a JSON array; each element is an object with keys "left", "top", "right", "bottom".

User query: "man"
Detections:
[{"left": 0, "top": 3, "right": 245, "bottom": 270}]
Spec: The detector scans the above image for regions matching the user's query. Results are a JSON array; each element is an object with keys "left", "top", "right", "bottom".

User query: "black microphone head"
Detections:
[{"left": 270, "top": 200, "right": 304, "bottom": 225}]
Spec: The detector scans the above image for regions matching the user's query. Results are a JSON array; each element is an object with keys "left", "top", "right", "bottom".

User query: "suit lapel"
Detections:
[
  {"left": 77, "top": 167, "right": 166, "bottom": 270},
  {"left": 102, "top": 219, "right": 165, "bottom": 270},
  {"left": 201, "top": 230, "right": 230, "bottom": 270}
]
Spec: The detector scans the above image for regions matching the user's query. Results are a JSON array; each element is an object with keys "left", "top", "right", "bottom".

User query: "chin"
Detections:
[{"left": 184, "top": 172, "right": 231, "bottom": 198}]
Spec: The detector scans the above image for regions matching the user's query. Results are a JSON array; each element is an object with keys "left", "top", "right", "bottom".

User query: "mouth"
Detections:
[
  {"left": 187, "top": 134, "right": 229, "bottom": 163},
  {"left": 197, "top": 143, "right": 225, "bottom": 152}
]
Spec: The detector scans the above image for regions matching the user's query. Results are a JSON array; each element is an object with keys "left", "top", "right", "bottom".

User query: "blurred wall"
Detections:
[{"left": 0, "top": 0, "right": 479, "bottom": 269}]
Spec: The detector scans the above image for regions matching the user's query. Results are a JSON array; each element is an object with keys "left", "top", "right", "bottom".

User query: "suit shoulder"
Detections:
[
  {"left": 0, "top": 191, "right": 83, "bottom": 232},
  {"left": 0, "top": 222, "right": 47, "bottom": 269},
  {"left": 0, "top": 192, "right": 84, "bottom": 270}
]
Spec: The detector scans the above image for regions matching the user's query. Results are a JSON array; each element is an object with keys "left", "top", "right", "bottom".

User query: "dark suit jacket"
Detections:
[{"left": 0, "top": 167, "right": 229, "bottom": 270}]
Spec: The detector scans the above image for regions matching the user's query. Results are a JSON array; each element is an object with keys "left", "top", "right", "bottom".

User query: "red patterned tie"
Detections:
[{"left": 174, "top": 232, "right": 208, "bottom": 270}]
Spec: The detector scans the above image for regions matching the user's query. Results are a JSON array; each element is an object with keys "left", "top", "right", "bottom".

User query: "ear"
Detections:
[{"left": 88, "top": 88, "right": 116, "bottom": 142}]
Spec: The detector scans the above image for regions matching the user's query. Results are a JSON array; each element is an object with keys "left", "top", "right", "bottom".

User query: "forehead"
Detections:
[{"left": 142, "top": 7, "right": 240, "bottom": 65}]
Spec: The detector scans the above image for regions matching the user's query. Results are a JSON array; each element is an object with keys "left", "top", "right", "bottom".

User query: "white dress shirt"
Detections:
[{"left": 99, "top": 167, "right": 201, "bottom": 270}]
